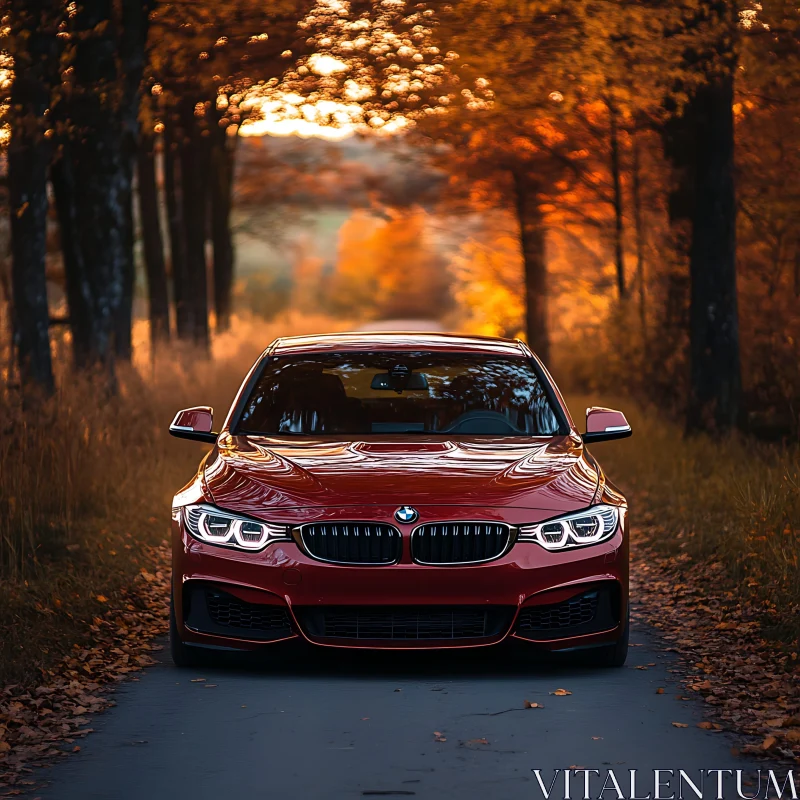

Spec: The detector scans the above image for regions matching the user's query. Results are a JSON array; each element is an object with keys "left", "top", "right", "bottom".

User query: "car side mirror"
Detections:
[
  {"left": 582, "top": 407, "right": 632, "bottom": 444},
  {"left": 169, "top": 406, "right": 218, "bottom": 444}
]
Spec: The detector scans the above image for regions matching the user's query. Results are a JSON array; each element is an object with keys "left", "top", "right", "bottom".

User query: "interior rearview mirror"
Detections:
[
  {"left": 370, "top": 372, "right": 429, "bottom": 391},
  {"left": 582, "top": 407, "right": 632, "bottom": 444},
  {"left": 169, "top": 406, "right": 218, "bottom": 444}
]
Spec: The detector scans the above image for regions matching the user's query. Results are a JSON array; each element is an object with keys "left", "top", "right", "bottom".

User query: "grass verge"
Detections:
[{"left": 567, "top": 395, "right": 800, "bottom": 645}]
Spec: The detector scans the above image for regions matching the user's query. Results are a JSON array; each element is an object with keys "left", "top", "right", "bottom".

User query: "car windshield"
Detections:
[{"left": 236, "top": 351, "right": 563, "bottom": 436}]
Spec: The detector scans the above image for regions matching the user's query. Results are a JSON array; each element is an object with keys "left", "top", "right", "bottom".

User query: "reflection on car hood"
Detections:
[{"left": 202, "top": 433, "right": 600, "bottom": 513}]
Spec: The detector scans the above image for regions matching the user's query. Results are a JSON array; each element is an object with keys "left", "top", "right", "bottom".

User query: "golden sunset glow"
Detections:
[{"left": 307, "top": 53, "right": 349, "bottom": 76}]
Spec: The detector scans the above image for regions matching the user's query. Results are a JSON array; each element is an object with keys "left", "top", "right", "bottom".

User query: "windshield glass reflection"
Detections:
[{"left": 237, "top": 351, "right": 561, "bottom": 436}]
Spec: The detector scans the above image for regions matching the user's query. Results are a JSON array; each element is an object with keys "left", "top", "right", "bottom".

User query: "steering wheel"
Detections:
[{"left": 441, "top": 410, "right": 524, "bottom": 435}]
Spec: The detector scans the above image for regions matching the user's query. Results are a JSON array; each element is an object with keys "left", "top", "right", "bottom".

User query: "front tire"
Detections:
[
  {"left": 584, "top": 607, "right": 630, "bottom": 668},
  {"left": 170, "top": 596, "right": 207, "bottom": 668}
]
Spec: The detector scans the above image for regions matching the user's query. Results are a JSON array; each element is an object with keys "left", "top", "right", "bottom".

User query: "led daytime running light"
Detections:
[
  {"left": 184, "top": 504, "right": 291, "bottom": 551},
  {"left": 518, "top": 505, "right": 620, "bottom": 550}
]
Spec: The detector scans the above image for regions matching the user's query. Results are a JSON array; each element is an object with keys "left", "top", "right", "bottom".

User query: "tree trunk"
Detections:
[
  {"left": 65, "top": 139, "right": 127, "bottom": 378},
  {"left": 114, "top": 176, "right": 135, "bottom": 362},
  {"left": 8, "top": 120, "right": 54, "bottom": 394},
  {"left": 58, "top": 0, "right": 127, "bottom": 380},
  {"left": 113, "top": 0, "right": 151, "bottom": 362},
  {"left": 210, "top": 125, "right": 236, "bottom": 332},
  {"left": 608, "top": 99, "right": 626, "bottom": 299},
  {"left": 179, "top": 98, "right": 211, "bottom": 351},
  {"left": 685, "top": 73, "right": 741, "bottom": 433},
  {"left": 661, "top": 1, "right": 742, "bottom": 433},
  {"left": 51, "top": 157, "right": 94, "bottom": 369},
  {"left": 7, "top": 0, "right": 60, "bottom": 394},
  {"left": 511, "top": 170, "right": 549, "bottom": 365},
  {"left": 794, "top": 239, "right": 800, "bottom": 298},
  {"left": 164, "top": 124, "right": 192, "bottom": 339},
  {"left": 137, "top": 133, "right": 171, "bottom": 348},
  {"left": 50, "top": 0, "right": 149, "bottom": 378},
  {"left": 632, "top": 136, "right": 647, "bottom": 351}
]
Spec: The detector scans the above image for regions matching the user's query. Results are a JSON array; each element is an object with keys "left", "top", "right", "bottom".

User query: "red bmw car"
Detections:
[{"left": 168, "top": 332, "right": 632, "bottom": 667}]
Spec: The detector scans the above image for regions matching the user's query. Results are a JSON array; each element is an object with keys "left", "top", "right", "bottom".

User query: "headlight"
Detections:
[
  {"left": 517, "top": 505, "right": 621, "bottom": 550},
  {"left": 181, "top": 503, "right": 291, "bottom": 551}
]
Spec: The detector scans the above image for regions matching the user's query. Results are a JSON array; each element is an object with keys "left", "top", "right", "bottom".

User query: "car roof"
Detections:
[{"left": 267, "top": 331, "right": 530, "bottom": 357}]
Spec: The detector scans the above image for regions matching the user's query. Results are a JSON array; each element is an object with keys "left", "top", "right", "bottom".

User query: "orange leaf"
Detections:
[{"left": 762, "top": 736, "right": 778, "bottom": 750}]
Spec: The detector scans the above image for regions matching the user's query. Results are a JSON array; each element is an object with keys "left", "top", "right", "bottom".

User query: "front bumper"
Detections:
[{"left": 172, "top": 506, "right": 629, "bottom": 652}]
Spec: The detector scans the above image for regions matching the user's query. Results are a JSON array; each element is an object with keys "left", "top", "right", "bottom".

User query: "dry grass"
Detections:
[
  {"left": 0, "top": 312, "right": 351, "bottom": 684},
  {"left": 567, "top": 395, "right": 800, "bottom": 644}
]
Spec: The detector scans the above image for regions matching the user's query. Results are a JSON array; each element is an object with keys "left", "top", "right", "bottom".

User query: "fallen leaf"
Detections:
[
  {"left": 697, "top": 722, "right": 714, "bottom": 730},
  {"left": 523, "top": 700, "right": 543, "bottom": 709},
  {"left": 0, "top": 544, "right": 173, "bottom": 786},
  {"left": 656, "top": 688, "right": 665, "bottom": 694},
  {"left": 761, "top": 736, "right": 778, "bottom": 751},
  {"left": 465, "top": 738, "right": 489, "bottom": 745},
  {"left": 433, "top": 731, "right": 447, "bottom": 743},
  {"left": 672, "top": 722, "right": 688, "bottom": 728},
  {"left": 190, "top": 678, "right": 206, "bottom": 683},
  {"left": 550, "top": 689, "right": 572, "bottom": 697},
  {"left": 741, "top": 744, "right": 763, "bottom": 755},
  {"left": 591, "top": 736, "right": 602, "bottom": 740}
]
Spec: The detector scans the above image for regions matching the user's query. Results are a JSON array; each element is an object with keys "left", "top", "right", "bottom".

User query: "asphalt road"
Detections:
[{"left": 34, "top": 616, "right": 750, "bottom": 800}]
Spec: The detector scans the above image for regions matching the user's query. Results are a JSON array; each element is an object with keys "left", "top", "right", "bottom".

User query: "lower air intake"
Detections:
[
  {"left": 515, "top": 585, "right": 620, "bottom": 641},
  {"left": 184, "top": 584, "right": 293, "bottom": 641},
  {"left": 517, "top": 591, "right": 598, "bottom": 632},
  {"left": 297, "top": 605, "right": 515, "bottom": 641},
  {"left": 206, "top": 592, "right": 293, "bottom": 633}
]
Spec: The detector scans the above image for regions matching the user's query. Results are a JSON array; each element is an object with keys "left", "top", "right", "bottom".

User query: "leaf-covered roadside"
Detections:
[
  {"left": 631, "top": 522, "right": 800, "bottom": 766},
  {"left": 0, "top": 545, "right": 171, "bottom": 793}
]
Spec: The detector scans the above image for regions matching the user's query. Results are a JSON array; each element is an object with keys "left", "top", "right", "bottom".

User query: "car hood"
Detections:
[{"left": 202, "top": 433, "right": 600, "bottom": 514}]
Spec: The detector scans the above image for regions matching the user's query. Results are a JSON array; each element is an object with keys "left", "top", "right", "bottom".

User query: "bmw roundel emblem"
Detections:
[{"left": 395, "top": 506, "right": 418, "bottom": 524}]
